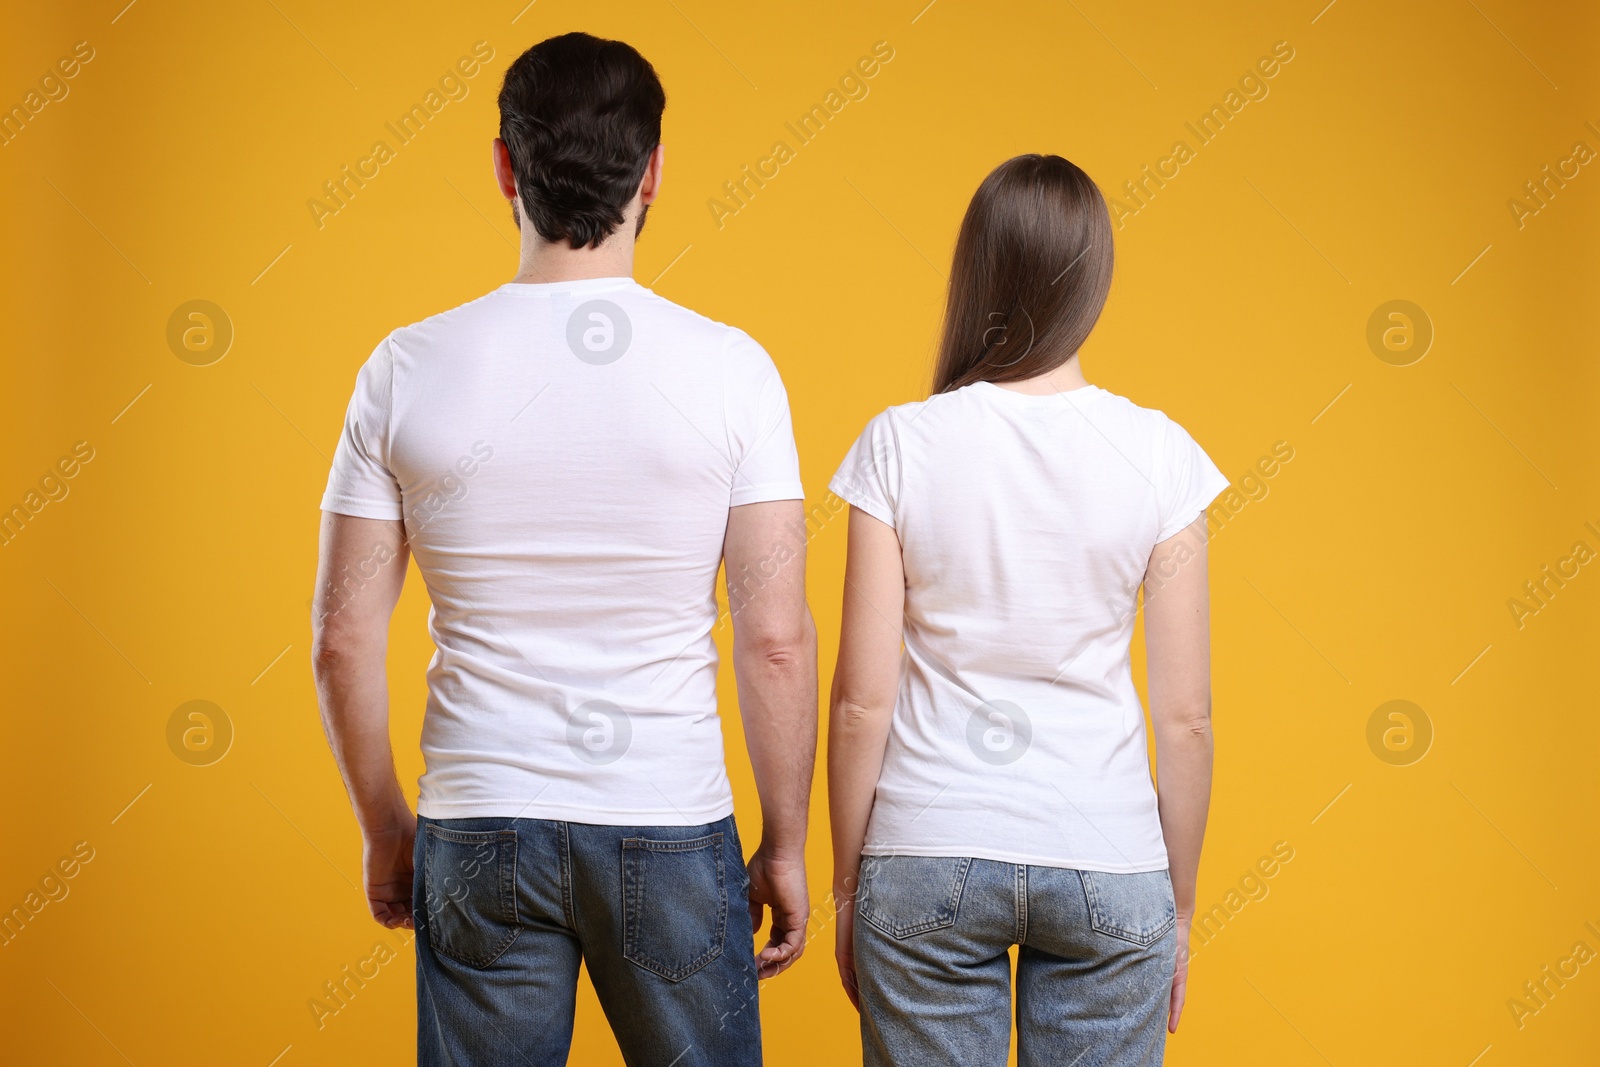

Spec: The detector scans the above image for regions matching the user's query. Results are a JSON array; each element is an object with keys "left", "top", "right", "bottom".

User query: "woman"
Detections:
[{"left": 828, "top": 154, "right": 1228, "bottom": 1066}]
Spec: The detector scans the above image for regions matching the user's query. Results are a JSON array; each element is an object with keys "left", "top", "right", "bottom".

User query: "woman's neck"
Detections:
[{"left": 991, "top": 355, "right": 1089, "bottom": 396}]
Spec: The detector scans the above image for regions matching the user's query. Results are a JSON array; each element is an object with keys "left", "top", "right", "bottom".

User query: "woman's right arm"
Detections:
[
  {"left": 1143, "top": 515, "right": 1216, "bottom": 1033},
  {"left": 828, "top": 505, "right": 905, "bottom": 1007}
]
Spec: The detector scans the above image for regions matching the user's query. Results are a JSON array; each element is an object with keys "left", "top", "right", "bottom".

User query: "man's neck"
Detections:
[{"left": 510, "top": 231, "right": 635, "bottom": 285}]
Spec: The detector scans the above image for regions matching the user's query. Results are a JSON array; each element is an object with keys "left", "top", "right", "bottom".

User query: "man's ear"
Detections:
[
  {"left": 492, "top": 137, "right": 518, "bottom": 201},
  {"left": 639, "top": 143, "right": 665, "bottom": 205}
]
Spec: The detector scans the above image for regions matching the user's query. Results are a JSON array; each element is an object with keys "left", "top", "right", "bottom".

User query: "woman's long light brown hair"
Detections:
[{"left": 932, "top": 154, "right": 1115, "bottom": 394}]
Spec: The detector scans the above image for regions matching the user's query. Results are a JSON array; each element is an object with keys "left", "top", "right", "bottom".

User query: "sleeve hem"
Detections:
[
  {"left": 828, "top": 476, "right": 896, "bottom": 530},
  {"left": 320, "top": 496, "right": 405, "bottom": 521},
  {"left": 1155, "top": 471, "right": 1231, "bottom": 542},
  {"left": 730, "top": 481, "right": 806, "bottom": 507}
]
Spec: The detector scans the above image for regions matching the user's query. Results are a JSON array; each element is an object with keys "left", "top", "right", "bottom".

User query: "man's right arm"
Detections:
[{"left": 724, "top": 499, "right": 818, "bottom": 979}]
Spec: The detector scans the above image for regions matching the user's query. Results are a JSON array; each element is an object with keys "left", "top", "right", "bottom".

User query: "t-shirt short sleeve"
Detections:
[
  {"left": 725, "top": 330, "right": 805, "bottom": 507},
  {"left": 1155, "top": 416, "right": 1230, "bottom": 542},
  {"left": 828, "top": 410, "right": 899, "bottom": 530},
  {"left": 320, "top": 337, "right": 404, "bottom": 520}
]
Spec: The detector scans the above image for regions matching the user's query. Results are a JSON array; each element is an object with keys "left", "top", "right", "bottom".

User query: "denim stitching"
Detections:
[
  {"left": 861, "top": 856, "right": 973, "bottom": 939},
  {"left": 622, "top": 840, "right": 641, "bottom": 963},
  {"left": 621, "top": 832, "right": 727, "bottom": 981},
  {"left": 1015, "top": 864, "right": 1028, "bottom": 945},
  {"left": 500, "top": 831, "right": 519, "bottom": 932},
  {"left": 1078, "top": 870, "right": 1176, "bottom": 946},
  {"left": 558, "top": 821, "right": 576, "bottom": 930},
  {"left": 422, "top": 826, "right": 520, "bottom": 968}
]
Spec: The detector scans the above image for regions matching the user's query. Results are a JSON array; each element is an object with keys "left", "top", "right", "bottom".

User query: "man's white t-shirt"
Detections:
[
  {"left": 321, "top": 277, "right": 804, "bottom": 825},
  {"left": 829, "top": 381, "right": 1229, "bottom": 873}
]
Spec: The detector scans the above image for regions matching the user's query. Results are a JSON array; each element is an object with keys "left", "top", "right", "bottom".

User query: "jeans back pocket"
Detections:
[
  {"left": 421, "top": 824, "right": 520, "bottom": 968},
  {"left": 857, "top": 855, "right": 972, "bottom": 939},
  {"left": 1079, "top": 869, "right": 1175, "bottom": 946},
  {"left": 622, "top": 832, "right": 728, "bottom": 982}
]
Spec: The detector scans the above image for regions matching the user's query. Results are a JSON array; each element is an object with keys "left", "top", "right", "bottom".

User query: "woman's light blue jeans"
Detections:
[{"left": 854, "top": 854, "right": 1176, "bottom": 1066}]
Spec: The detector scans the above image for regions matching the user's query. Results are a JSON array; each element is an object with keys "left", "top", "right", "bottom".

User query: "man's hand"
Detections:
[
  {"left": 747, "top": 844, "right": 808, "bottom": 979},
  {"left": 363, "top": 820, "right": 416, "bottom": 929},
  {"left": 1169, "top": 913, "right": 1192, "bottom": 1033}
]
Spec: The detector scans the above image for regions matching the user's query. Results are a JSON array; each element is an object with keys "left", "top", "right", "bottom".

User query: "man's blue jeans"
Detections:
[{"left": 414, "top": 813, "right": 763, "bottom": 1065}]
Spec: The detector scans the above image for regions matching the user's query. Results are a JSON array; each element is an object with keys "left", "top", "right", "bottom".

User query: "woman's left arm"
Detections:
[{"left": 1143, "top": 515, "right": 1216, "bottom": 1033}]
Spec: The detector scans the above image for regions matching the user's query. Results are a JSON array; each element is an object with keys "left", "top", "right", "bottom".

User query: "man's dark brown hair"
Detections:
[
  {"left": 497, "top": 32, "right": 666, "bottom": 249},
  {"left": 932, "top": 155, "right": 1115, "bottom": 394}
]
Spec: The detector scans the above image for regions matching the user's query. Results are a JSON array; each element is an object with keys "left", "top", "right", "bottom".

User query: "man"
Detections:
[{"left": 311, "top": 32, "right": 817, "bottom": 1066}]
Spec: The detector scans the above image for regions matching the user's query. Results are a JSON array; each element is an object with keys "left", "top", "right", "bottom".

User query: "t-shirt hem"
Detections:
[
  {"left": 1157, "top": 470, "right": 1232, "bottom": 541},
  {"left": 827, "top": 476, "right": 895, "bottom": 530},
  {"left": 320, "top": 495, "right": 404, "bottom": 521},
  {"left": 861, "top": 841, "right": 1168, "bottom": 874},
  {"left": 729, "top": 481, "right": 806, "bottom": 507},
  {"left": 417, "top": 796, "right": 736, "bottom": 826}
]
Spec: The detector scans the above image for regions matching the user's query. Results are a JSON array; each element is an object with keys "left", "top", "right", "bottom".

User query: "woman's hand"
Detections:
[
  {"left": 1168, "top": 913, "right": 1192, "bottom": 1033},
  {"left": 834, "top": 892, "right": 860, "bottom": 1010}
]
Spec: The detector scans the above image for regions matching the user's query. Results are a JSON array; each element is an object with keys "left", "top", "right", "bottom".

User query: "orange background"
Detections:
[{"left": 2, "top": 1, "right": 1596, "bottom": 1064}]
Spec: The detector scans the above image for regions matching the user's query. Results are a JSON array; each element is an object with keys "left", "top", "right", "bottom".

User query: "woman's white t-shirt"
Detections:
[{"left": 829, "top": 381, "right": 1229, "bottom": 873}]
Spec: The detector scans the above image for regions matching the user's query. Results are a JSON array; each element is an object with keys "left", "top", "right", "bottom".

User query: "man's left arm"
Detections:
[
  {"left": 311, "top": 511, "right": 414, "bottom": 928},
  {"left": 724, "top": 499, "right": 819, "bottom": 978}
]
